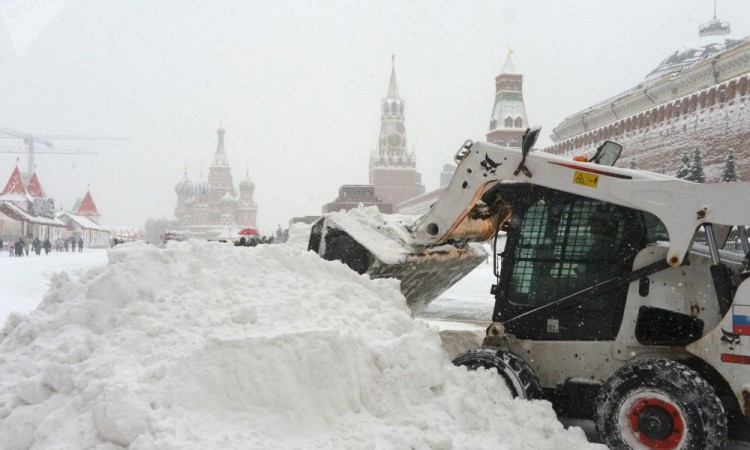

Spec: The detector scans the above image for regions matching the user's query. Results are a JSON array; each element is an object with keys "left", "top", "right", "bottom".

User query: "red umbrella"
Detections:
[{"left": 238, "top": 228, "right": 258, "bottom": 236}]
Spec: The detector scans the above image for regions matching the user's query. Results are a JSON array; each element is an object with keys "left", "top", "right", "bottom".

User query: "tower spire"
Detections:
[
  {"left": 386, "top": 54, "right": 400, "bottom": 99},
  {"left": 211, "top": 122, "right": 229, "bottom": 167}
]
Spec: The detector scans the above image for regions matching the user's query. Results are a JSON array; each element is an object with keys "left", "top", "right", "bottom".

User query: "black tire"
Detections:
[
  {"left": 595, "top": 358, "right": 727, "bottom": 450},
  {"left": 452, "top": 347, "right": 542, "bottom": 400}
]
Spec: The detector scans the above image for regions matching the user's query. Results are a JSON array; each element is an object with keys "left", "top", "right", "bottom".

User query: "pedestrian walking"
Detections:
[
  {"left": 43, "top": 238, "right": 51, "bottom": 255},
  {"left": 15, "top": 239, "right": 23, "bottom": 257},
  {"left": 23, "top": 237, "right": 30, "bottom": 256},
  {"left": 78, "top": 237, "right": 84, "bottom": 252},
  {"left": 32, "top": 237, "right": 41, "bottom": 255},
  {"left": 8, "top": 239, "right": 13, "bottom": 257}
]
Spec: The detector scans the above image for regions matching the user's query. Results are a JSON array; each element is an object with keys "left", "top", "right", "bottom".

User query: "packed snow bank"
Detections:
[{"left": 0, "top": 240, "right": 602, "bottom": 449}]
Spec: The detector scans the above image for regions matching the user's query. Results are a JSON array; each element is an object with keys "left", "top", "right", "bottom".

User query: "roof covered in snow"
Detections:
[
  {"left": 501, "top": 55, "right": 519, "bottom": 75},
  {"left": 0, "top": 165, "right": 31, "bottom": 202},
  {"left": 58, "top": 211, "right": 108, "bottom": 231},
  {"left": 76, "top": 190, "right": 100, "bottom": 216},
  {"left": 0, "top": 201, "right": 64, "bottom": 226},
  {"left": 645, "top": 34, "right": 749, "bottom": 81},
  {"left": 25, "top": 172, "right": 46, "bottom": 199}
]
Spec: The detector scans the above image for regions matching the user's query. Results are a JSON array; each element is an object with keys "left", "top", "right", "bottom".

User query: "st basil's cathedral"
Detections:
[{"left": 173, "top": 125, "right": 258, "bottom": 239}]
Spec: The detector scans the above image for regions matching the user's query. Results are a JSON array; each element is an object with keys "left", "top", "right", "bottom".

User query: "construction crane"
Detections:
[{"left": 0, "top": 126, "right": 127, "bottom": 181}]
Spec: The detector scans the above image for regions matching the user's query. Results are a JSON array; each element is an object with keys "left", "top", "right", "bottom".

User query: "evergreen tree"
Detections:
[
  {"left": 675, "top": 152, "right": 691, "bottom": 179},
  {"left": 688, "top": 148, "right": 706, "bottom": 183},
  {"left": 721, "top": 151, "right": 739, "bottom": 182}
]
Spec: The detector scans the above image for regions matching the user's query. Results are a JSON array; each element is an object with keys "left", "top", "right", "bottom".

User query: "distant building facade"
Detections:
[
  {"left": 0, "top": 161, "right": 110, "bottom": 246},
  {"left": 322, "top": 185, "right": 392, "bottom": 214},
  {"left": 174, "top": 125, "right": 258, "bottom": 239},
  {"left": 545, "top": 15, "right": 750, "bottom": 181}
]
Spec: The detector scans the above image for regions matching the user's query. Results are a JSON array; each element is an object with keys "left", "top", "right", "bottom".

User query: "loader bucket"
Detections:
[{"left": 309, "top": 207, "right": 487, "bottom": 314}]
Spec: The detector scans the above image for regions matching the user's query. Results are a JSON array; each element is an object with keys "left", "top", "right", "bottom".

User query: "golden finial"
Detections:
[{"left": 507, "top": 47, "right": 514, "bottom": 57}]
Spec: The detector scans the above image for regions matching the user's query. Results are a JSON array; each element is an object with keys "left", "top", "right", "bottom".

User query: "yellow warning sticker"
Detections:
[{"left": 573, "top": 171, "right": 599, "bottom": 188}]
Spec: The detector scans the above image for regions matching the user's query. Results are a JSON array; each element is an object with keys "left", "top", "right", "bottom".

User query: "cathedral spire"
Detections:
[
  {"left": 386, "top": 54, "right": 400, "bottom": 99},
  {"left": 211, "top": 122, "right": 230, "bottom": 167}
]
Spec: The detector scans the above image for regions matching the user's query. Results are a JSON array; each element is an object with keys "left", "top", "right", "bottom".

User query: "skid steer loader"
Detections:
[{"left": 310, "top": 128, "right": 750, "bottom": 448}]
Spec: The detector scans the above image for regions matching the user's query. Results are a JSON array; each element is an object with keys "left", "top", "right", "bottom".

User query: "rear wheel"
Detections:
[
  {"left": 595, "top": 358, "right": 726, "bottom": 450},
  {"left": 452, "top": 347, "right": 542, "bottom": 400}
]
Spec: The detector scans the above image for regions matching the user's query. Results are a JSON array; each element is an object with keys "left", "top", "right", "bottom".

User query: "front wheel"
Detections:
[
  {"left": 595, "top": 358, "right": 727, "bottom": 450},
  {"left": 452, "top": 347, "right": 542, "bottom": 400}
]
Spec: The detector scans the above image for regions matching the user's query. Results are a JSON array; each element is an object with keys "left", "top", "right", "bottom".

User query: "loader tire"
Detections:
[
  {"left": 452, "top": 347, "right": 542, "bottom": 400},
  {"left": 595, "top": 358, "right": 727, "bottom": 450}
]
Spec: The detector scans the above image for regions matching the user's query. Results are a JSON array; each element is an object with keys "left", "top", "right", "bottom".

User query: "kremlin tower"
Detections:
[
  {"left": 486, "top": 51, "right": 529, "bottom": 148},
  {"left": 368, "top": 56, "right": 424, "bottom": 208}
]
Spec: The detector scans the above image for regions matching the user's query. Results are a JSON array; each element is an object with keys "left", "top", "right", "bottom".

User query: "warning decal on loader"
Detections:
[{"left": 573, "top": 171, "right": 598, "bottom": 188}]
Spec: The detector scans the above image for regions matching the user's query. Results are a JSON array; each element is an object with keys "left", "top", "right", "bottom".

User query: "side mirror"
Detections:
[
  {"left": 521, "top": 127, "right": 541, "bottom": 156},
  {"left": 590, "top": 140, "right": 622, "bottom": 166},
  {"left": 514, "top": 127, "right": 541, "bottom": 178}
]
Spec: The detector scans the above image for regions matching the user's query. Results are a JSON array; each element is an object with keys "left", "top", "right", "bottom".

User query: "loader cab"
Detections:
[{"left": 492, "top": 184, "right": 664, "bottom": 340}]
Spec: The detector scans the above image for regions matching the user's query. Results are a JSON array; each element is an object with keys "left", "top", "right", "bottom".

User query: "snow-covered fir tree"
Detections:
[
  {"left": 675, "top": 152, "right": 691, "bottom": 179},
  {"left": 721, "top": 151, "right": 738, "bottom": 182},
  {"left": 687, "top": 148, "right": 706, "bottom": 183}
]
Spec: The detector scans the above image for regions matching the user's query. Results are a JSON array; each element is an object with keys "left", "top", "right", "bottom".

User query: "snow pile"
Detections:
[
  {"left": 318, "top": 206, "right": 421, "bottom": 264},
  {"left": 0, "top": 241, "right": 601, "bottom": 449}
]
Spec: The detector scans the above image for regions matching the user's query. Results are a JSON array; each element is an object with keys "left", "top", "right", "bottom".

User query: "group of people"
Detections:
[
  {"left": 2, "top": 236, "right": 84, "bottom": 257},
  {"left": 234, "top": 235, "right": 274, "bottom": 247}
]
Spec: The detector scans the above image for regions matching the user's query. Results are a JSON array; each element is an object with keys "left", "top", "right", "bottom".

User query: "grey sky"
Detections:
[{"left": 0, "top": 0, "right": 748, "bottom": 232}]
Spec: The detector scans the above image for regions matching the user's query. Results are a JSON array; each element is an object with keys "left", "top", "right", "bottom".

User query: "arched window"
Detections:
[
  {"left": 514, "top": 117, "right": 523, "bottom": 128},
  {"left": 739, "top": 77, "right": 748, "bottom": 97},
  {"left": 504, "top": 117, "right": 513, "bottom": 127}
]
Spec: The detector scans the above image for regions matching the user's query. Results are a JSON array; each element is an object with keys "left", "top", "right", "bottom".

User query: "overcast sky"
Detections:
[{"left": 0, "top": 0, "right": 748, "bottom": 232}]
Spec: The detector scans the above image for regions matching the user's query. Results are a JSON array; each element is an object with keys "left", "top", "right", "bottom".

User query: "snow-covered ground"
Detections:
[
  {"left": 0, "top": 249, "right": 109, "bottom": 323},
  {"left": 0, "top": 238, "right": 602, "bottom": 449}
]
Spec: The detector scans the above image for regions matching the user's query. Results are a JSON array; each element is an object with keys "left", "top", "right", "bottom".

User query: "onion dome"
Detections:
[
  {"left": 175, "top": 170, "right": 194, "bottom": 195},
  {"left": 193, "top": 180, "right": 210, "bottom": 195},
  {"left": 239, "top": 167, "right": 255, "bottom": 192}
]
